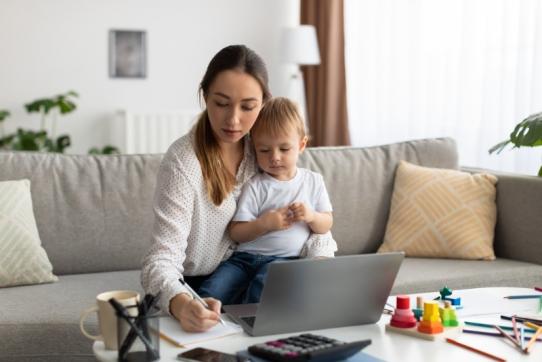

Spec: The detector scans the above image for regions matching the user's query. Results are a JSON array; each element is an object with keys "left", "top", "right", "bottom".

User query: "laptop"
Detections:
[{"left": 223, "top": 252, "right": 404, "bottom": 336}]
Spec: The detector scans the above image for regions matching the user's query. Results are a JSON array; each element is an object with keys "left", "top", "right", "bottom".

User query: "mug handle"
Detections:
[{"left": 79, "top": 306, "right": 102, "bottom": 341}]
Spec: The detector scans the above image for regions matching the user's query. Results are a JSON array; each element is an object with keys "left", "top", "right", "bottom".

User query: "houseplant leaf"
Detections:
[
  {"left": 489, "top": 112, "right": 542, "bottom": 176},
  {"left": 55, "top": 135, "right": 71, "bottom": 153},
  {"left": 0, "top": 110, "right": 10, "bottom": 122},
  {"left": 508, "top": 112, "right": 542, "bottom": 147}
]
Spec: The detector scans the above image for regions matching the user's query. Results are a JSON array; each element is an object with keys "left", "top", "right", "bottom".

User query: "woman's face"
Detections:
[{"left": 205, "top": 70, "right": 264, "bottom": 145}]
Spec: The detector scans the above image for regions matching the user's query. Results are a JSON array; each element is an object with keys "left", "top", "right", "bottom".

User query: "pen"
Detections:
[
  {"left": 179, "top": 278, "right": 227, "bottom": 326},
  {"left": 504, "top": 295, "right": 542, "bottom": 299}
]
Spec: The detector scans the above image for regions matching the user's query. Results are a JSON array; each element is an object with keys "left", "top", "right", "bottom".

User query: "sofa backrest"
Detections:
[
  {"left": 299, "top": 138, "right": 458, "bottom": 255},
  {"left": 0, "top": 137, "right": 458, "bottom": 274},
  {"left": 0, "top": 152, "right": 162, "bottom": 275}
]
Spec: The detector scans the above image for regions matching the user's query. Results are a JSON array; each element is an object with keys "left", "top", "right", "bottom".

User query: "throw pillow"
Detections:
[
  {"left": 378, "top": 161, "right": 497, "bottom": 260},
  {"left": 0, "top": 179, "right": 58, "bottom": 287}
]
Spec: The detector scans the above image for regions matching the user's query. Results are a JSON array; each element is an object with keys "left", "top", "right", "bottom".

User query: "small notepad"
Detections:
[{"left": 159, "top": 316, "right": 243, "bottom": 346}]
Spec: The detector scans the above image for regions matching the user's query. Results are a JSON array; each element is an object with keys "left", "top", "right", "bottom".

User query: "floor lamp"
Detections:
[{"left": 281, "top": 25, "right": 321, "bottom": 132}]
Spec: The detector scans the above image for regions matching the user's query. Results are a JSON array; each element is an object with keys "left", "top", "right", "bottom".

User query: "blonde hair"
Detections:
[
  {"left": 194, "top": 45, "right": 271, "bottom": 206},
  {"left": 250, "top": 97, "right": 306, "bottom": 141}
]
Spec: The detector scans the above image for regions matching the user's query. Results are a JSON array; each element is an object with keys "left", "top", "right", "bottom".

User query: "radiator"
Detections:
[{"left": 114, "top": 110, "right": 200, "bottom": 154}]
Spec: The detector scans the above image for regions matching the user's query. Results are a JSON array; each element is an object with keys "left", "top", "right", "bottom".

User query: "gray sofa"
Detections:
[{"left": 1, "top": 137, "right": 541, "bottom": 361}]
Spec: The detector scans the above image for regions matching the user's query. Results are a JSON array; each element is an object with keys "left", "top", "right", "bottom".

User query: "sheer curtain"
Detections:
[{"left": 345, "top": 0, "right": 542, "bottom": 175}]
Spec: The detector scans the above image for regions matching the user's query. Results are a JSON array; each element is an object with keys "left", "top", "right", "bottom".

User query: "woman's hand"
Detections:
[{"left": 170, "top": 293, "right": 222, "bottom": 332}]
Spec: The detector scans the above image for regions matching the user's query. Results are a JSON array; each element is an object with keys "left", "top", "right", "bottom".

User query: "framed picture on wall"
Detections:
[{"left": 109, "top": 30, "right": 147, "bottom": 78}]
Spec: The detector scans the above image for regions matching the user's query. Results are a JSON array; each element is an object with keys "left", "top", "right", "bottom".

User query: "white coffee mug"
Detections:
[{"left": 79, "top": 290, "right": 140, "bottom": 350}]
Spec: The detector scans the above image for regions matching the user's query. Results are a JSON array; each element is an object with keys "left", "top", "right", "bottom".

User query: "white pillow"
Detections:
[{"left": 0, "top": 179, "right": 58, "bottom": 287}]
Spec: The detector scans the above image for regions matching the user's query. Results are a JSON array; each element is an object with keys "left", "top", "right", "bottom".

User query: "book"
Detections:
[{"left": 159, "top": 316, "right": 243, "bottom": 347}]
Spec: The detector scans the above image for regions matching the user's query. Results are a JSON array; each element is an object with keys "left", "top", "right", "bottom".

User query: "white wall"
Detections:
[{"left": 0, "top": 0, "right": 299, "bottom": 154}]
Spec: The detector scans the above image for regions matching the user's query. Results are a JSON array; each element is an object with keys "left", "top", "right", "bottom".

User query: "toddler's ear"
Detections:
[{"left": 299, "top": 136, "right": 308, "bottom": 152}]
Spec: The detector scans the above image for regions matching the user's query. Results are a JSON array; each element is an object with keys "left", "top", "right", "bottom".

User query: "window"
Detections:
[{"left": 345, "top": 0, "right": 542, "bottom": 175}]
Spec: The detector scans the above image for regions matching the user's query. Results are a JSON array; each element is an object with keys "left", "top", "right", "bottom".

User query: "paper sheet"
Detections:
[{"left": 159, "top": 316, "right": 243, "bottom": 346}]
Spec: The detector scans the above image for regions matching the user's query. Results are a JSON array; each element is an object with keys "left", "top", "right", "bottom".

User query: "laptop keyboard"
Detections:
[{"left": 241, "top": 316, "right": 256, "bottom": 327}]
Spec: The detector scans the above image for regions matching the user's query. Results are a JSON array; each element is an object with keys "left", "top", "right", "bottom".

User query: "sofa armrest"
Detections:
[{"left": 462, "top": 166, "right": 542, "bottom": 265}]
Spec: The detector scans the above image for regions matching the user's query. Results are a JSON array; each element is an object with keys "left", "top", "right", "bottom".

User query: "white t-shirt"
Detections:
[{"left": 233, "top": 168, "right": 333, "bottom": 257}]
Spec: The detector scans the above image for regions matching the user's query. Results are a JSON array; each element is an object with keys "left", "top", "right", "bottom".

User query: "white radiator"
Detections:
[{"left": 114, "top": 110, "right": 200, "bottom": 154}]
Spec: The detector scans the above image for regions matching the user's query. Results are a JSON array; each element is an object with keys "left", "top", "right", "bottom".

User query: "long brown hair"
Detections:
[{"left": 194, "top": 45, "right": 271, "bottom": 205}]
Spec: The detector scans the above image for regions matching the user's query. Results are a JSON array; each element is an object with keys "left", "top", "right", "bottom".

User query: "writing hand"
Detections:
[{"left": 171, "top": 294, "right": 221, "bottom": 332}]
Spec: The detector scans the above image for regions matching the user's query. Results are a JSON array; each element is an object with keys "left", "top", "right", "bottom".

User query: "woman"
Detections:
[{"left": 141, "top": 45, "right": 336, "bottom": 332}]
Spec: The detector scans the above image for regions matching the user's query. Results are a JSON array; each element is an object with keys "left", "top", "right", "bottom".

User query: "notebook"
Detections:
[{"left": 159, "top": 316, "right": 243, "bottom": 347}]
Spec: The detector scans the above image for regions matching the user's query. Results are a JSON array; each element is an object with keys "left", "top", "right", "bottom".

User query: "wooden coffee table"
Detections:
[{"left": 95, "top": 287, "right": 542, "bottom": 361}]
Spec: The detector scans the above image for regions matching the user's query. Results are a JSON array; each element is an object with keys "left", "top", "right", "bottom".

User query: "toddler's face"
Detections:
[{"left": 252, "top": 129, "right": 307, "bottom": 181}]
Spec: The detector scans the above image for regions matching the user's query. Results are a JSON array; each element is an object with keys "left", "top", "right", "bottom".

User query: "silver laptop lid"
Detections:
[{"left": 250, "top": 252, "right": 404, "bottom": 336}]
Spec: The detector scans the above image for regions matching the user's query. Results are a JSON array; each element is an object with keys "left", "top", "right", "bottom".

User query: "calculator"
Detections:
[{"left": 246, "top": 333, "right": 371, "bottom": 361}]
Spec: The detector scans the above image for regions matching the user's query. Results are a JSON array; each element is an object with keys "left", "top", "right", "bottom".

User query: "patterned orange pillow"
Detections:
[{"left": 378, "top": 161, "right": 497, "bottom": 260}]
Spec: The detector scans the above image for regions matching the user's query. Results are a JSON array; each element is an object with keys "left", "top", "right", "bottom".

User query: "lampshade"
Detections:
[{"left": 281, "top": 25, "right": 321, "bottom": 65}]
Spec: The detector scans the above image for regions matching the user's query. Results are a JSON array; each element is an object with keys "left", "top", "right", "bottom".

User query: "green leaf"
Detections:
[
  {"left": 539, "top": 165, "right": 542, "bottom": 177},
  {"left": 57, "top": 99, "right": 77, "bottom": 114},
  {"left": 488, "top": 139, "right": 511, "bottom": 154},
  {"left": 88, "top": 145, "right": 121, "bottom": 155},
  {"left": 102, "top": 145, "right": 120, "bottom": 154},
  {"left": 509, "top": 112, "right": 542, "bottom": 147},
  {"left": 56, "top": 135, "right": 71, "bottom": 153},
  {"left": 25, "top": 98, "right": 56, "bottom": 115},
  {"left": 0, "top": 134, "right": 14, "bottom": 148},
  {"left": 0, "top": 110, "right": 10, "bottom": 122},
  {"left": 43, "top": 138, "right": 55, "bottom": 152}
]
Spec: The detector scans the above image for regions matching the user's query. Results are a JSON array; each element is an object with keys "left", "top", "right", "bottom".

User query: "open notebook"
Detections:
[{"left": 159, "top": 316, "right": 243, "bottom": 347}]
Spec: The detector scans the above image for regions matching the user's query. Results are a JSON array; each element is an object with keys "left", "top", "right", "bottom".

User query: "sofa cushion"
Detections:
[
  {"left": 299, "top": 138, "right": 458, "bottom": 255},
  {"left": 0, "top": 179, "right": 58, "bottom": 287},
  {"left": 0, "top": 270, "right": 143, "bottom": 360},
  {"left": 0, "top": 152, "right": 162, "bottom": 275},
  {"left": 378, "top": 161, "right": 497, "bottom": 260},
  {"left": 391, "top": 257, "right": 542, "bottom": 295}
]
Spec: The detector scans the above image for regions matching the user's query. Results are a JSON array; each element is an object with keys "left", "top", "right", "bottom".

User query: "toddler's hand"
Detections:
[
  {"left": 260, "top": 207, "right": 292, "bottom": 231},
  {"left": 289, "top": 202, "right": 315, "bottom": 223}
]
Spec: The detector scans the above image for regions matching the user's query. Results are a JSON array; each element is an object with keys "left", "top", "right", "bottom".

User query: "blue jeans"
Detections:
[{"left": 198, "top": 251, "right": 297, "bottom": 305}]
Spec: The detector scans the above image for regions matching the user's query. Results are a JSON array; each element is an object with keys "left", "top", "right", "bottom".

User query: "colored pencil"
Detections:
[
  {"left": 512, "top": 316, "right": 520, "bottom": 342},
  {"left": 158, "top": 330, "right": 184, "bottom": 348},
  {"left": 493, "top": 325, "right": 527, "bottom": 354},
  {"left": 502, "top": 315, "right": 542, "bottom": 325},
  {"left": 465, "top": 321, "right": 536, "bottom": 333},
  {"left": 520, "top": 325, "right": 526, "bottom": 349},
  {"left": 504, "top": 295, "right": 542, "bottom": 299},
  {"left": 463, "top": 329, "right": 542, "bottom": 341},
  {"left": 525, "top": 324, "right": 542, "bottom": 352},
  {"left": 535, "top": 287, "right": 542, "bottom": 292},
  {"left": 445, "top": 337, "right": 506, "bottom": 362},
  {"left": 524, "top": 321, "right": 542, "bottom": 331}
]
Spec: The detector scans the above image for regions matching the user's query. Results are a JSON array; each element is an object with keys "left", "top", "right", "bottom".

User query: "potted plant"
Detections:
[
  {"left": 23, "top": 90, "right": 79, "bottom": 152},
  {"left": 1, "top": 91, "right": 120, "bottom": 154},
  {"left": 0, "top": 110, "right": 10, "bottom": 139},
  {"left": 489, "top": 112, "right": 542, "bottom": 176}
]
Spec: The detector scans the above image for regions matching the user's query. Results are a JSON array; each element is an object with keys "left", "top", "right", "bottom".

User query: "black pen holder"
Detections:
[{"left": 115, "top": 305, "right": 160, "bottom": 362}]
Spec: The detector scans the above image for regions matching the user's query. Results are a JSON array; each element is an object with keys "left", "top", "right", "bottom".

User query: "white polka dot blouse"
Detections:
[{"left": 141, "top": 129, "right": 337, "bottom": 314}]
